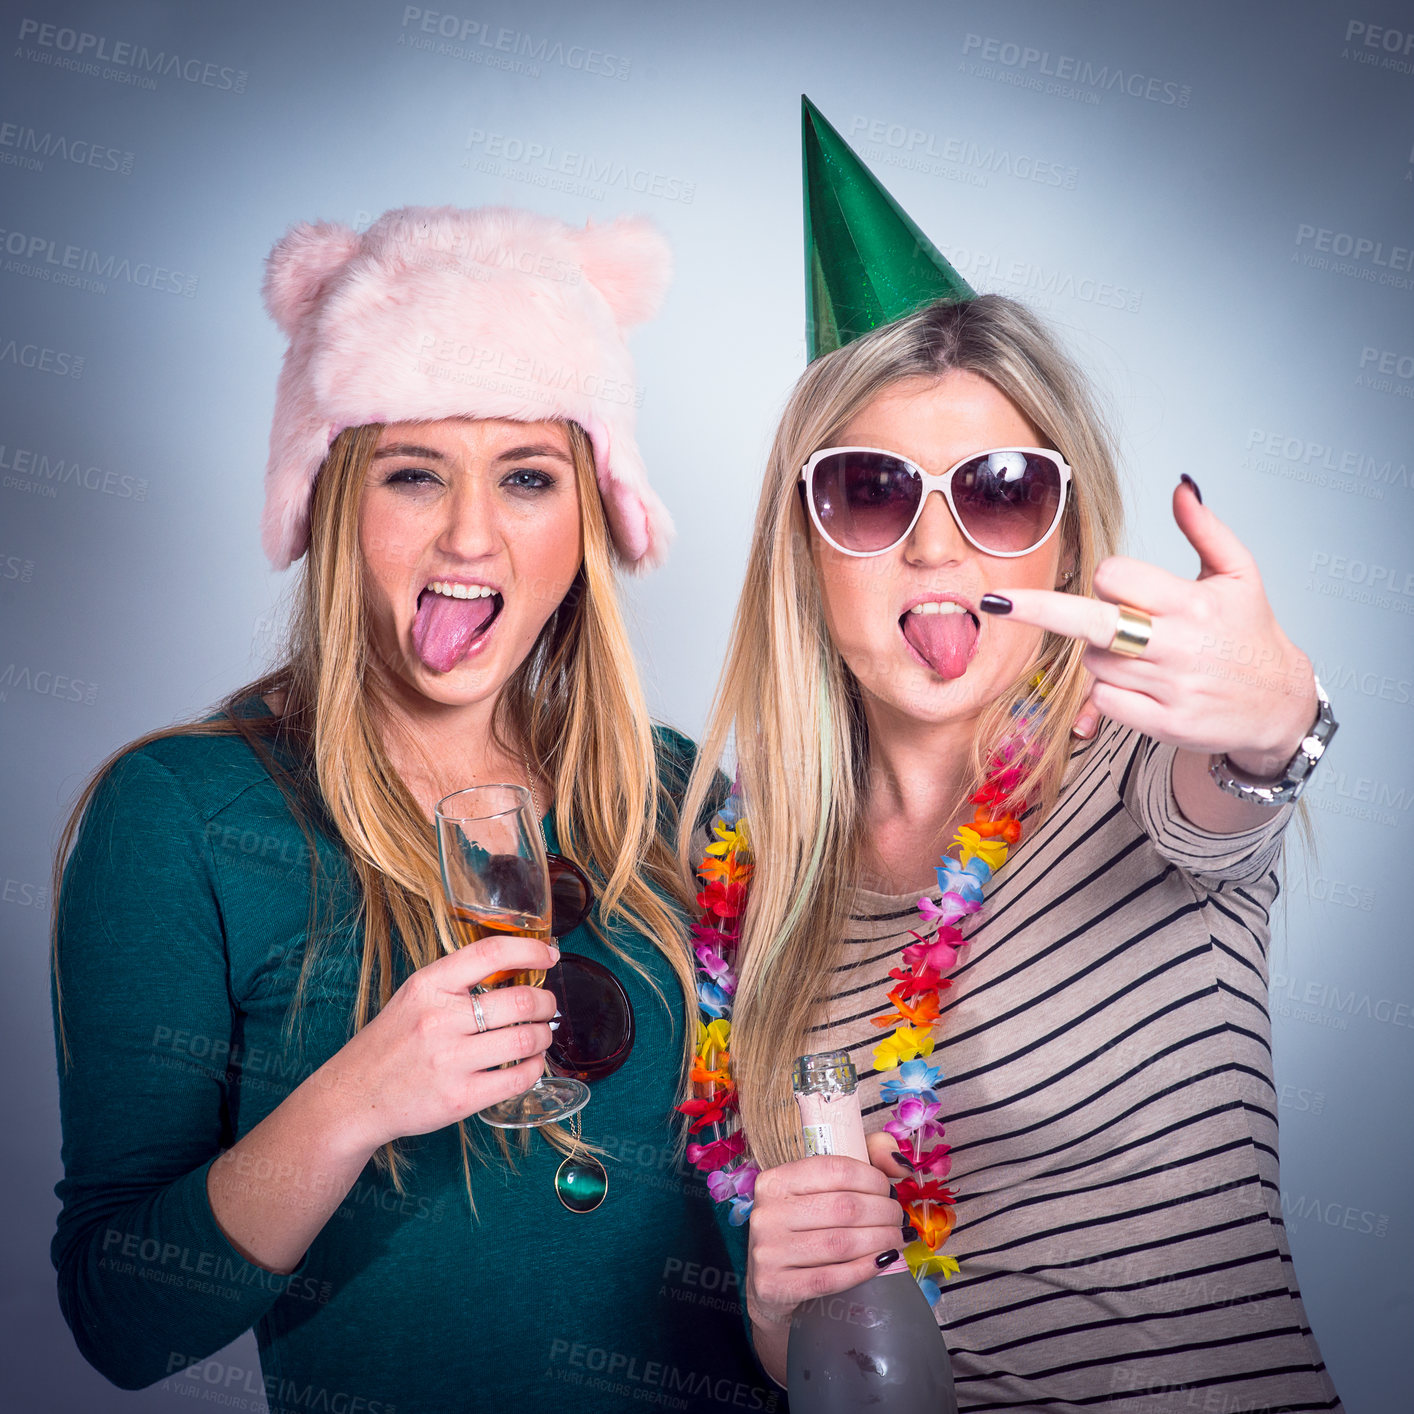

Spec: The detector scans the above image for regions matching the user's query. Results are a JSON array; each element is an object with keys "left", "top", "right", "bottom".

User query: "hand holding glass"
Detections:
[{"left": 435, "top": 784, "right": 590, "bottom": 1128}]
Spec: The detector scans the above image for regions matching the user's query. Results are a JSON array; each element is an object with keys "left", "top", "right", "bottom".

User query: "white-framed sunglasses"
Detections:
[{"left": 799, "top": 445, "right": 1073, "bottom": 558}]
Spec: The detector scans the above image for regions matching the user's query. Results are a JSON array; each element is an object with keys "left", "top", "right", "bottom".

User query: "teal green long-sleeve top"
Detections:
[{"left": 52, "top": 707, "right": 776, "bottom": 1413}]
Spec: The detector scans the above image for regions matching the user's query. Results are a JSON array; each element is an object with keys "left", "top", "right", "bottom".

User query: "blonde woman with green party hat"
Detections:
[{"left": 679, "top": 100, "right": 1344, "bottom": 1410}]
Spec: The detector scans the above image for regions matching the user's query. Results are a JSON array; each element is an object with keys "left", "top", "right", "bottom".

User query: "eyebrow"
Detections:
[
  {"left": 495, "top": 443, "right": 572, "bottom": 464},
  {"left": 371, "top": 441, "right": 572, "bottom": 464},
  {"left": 372, "top": 443, "right": 447, "bottom": 461}
]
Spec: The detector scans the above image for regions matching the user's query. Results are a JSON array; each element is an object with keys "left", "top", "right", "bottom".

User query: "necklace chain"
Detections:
[{"left": 531, "top": 753, "right": 599, "bottom": 1213}]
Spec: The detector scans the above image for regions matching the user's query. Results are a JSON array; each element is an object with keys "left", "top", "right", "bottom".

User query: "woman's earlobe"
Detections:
[{"left": 1057, "top": 567, "right": 1078, "bottom": 590}]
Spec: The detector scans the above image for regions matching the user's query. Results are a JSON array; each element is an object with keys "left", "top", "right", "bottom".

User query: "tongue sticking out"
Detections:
[
  {"left": 411, "top": 592, "right": 499, "bottom": 674},
  {"left": 901, "top": 611, "right": 978, "bottom": 680}
]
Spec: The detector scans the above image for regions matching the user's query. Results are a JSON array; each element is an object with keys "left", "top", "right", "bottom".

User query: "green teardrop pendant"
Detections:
[{"left": 555, "top": 1154, "right": 608, "bottom": 1213}]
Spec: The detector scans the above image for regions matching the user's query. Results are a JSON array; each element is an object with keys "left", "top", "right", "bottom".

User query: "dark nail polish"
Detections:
[
  {"left": 979, "top": 593, "right": 1012, "bottom": 615},
  {"left": 891, "top": 1150, "right": 916, "bottom": 1172},
  {"left": 1179, "top": 473, "right": 1203, "bottom": 504},
  {"left": 875, "top": 1248, "right": 901, "bottom": 1269},
  {"left": 901, "top": 1223, "right": 919, "bottom": 1242}
]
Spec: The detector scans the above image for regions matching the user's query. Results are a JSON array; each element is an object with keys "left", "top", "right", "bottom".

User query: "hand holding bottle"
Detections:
[
  {"left": 745, "top": 1130, "right": 907, "bottom": 1330},
  {"left": 747, "top": 1051, "right": 958, "bottom": 1410}
]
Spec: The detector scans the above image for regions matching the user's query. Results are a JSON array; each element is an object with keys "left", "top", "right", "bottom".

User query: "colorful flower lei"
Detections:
[
  {"left": 679, "top": 795, "right": 760, "bottom": 1226},
  {"left": 679, "top": 691, "right": 1046, "bottom": 1297}
]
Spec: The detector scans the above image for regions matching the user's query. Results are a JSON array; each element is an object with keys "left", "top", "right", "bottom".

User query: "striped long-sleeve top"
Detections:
[{"left": 811, "top": 720, "right": 1343, "bottom": 1412}]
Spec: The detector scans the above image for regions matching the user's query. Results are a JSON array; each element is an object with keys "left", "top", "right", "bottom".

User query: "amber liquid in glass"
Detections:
[{"left": 449, "top": 906, "right": 551, "bottom": 987}]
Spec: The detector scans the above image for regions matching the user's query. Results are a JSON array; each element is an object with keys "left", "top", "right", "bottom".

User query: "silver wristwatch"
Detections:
[{"left": 1208, "top": 675, "right": 1337, "bottom": 807}]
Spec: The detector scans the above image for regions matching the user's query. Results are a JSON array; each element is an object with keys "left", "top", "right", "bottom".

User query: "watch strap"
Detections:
[{"left": 1208, "top": 675, "right": 1337, "bottom": 807}]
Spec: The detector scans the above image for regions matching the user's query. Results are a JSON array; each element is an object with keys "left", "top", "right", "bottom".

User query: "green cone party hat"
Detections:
[{"left": 802, "top": 95, "right": 975, "bottom": 361}]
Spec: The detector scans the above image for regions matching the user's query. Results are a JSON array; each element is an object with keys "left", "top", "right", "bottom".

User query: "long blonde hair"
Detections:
[
  {"left": 54, "top": 419, "right": 697, "bottom": 1188},
  {"left": 680, "top": 296, "right": 1124, "bottom": 1169}
]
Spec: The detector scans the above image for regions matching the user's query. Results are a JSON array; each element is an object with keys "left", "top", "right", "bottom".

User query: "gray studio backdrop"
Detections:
[{"left": 2, "top": 0, "right": 1411, "bottom": 1408}]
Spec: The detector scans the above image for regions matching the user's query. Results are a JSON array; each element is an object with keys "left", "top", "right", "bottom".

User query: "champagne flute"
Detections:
[{"left": 435, "top": 784, "right": 589, "bottom": 1128}]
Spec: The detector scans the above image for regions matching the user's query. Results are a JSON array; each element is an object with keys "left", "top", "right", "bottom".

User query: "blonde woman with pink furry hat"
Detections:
[{"left": 49, "top": 206, "right": 768, "bottom": 1411}]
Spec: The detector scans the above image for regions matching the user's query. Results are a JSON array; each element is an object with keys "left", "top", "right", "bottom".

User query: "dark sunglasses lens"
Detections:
[
  {"left": 951, "top": 451, "right": 1063, "bottom": 553},
  {"left": 811, "top": 451, "right": 920, "bottom": 552},
  {"left": 546, "top": 954, "right": 634, "bottom": 1081},
  {"left": 545, "top": 854, "right": 593, "bottom": 937}
]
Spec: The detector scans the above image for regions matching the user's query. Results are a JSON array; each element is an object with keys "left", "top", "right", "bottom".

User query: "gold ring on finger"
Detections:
[{"left": 1108, "top": 604, "right": 1153, "bottom": 658}]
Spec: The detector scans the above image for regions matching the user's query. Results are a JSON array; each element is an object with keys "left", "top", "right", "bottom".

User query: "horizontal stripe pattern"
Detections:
[{"left": 818, "top": 722, "right": 1342, "bottom": 1412}]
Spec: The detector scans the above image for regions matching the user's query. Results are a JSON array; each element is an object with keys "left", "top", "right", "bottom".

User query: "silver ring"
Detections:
[{"left": 470, "top": 991, "right": 488, "bottom": 1034}]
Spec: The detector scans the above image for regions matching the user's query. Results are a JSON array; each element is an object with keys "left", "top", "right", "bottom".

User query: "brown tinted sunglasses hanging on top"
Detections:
[{"left": 543, "top": 853, "right": 635, "bottom": 1083}]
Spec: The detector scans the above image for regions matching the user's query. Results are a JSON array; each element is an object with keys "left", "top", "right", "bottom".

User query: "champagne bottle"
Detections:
[{"left": 786, "top": 1050, "right": 958, "bottom": 1413}]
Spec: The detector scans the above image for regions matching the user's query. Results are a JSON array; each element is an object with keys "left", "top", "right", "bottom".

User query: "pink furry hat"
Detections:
[{"left": 260, "top": 204, "right": 674, "bottom": 571}]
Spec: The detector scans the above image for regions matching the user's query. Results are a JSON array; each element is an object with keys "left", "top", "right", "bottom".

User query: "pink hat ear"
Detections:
[
  {"left": 571, "top": 216, "right": 672, "bottom": 327},
  {"left": 262, "top": 221, "right": 362, "bottom": 336}
]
